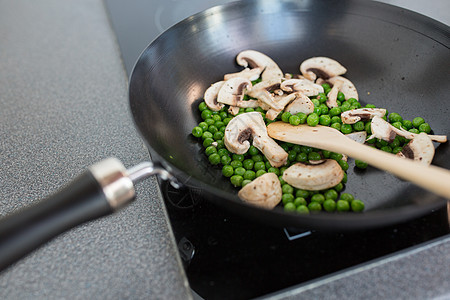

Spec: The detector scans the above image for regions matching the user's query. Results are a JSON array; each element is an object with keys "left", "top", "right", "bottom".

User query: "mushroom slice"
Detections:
[
  {"left": 217, "top": 77, "right": 259, "bottom": 108},
  {"left": 341, "top": 108, "right": 387, "bottom": 124},
  {"left": 238, "top": 173, "right": 282, "bottom": 209},
  {"left": 284, "top": 73, "right": 305, "bottom": 80},
  {"left": 265, "top": 92, "right": 301, "bottom": 121},
  {"left": 280, "top": 79, "right": 324, "bottom": 96},
  {"left": 300, "top": 57, "right": 347, "bottom": 82},
  {"left": 224, "top": 112, "right": 288, "bottom": 167},
  {"left": 368, "top": 116, "right": 447, "bottom": 143},
  {"left": 204, "top": 81, "right": 225, "bottom": 111},
  {"left": 228, "top": 105, "right": 240, "bottom": 116},
  {"left": 396, "top": 133, "right": 435, "bottom": 165},
  {"left": 326, "top": 79, "right": 344, "bottom": 108},
  {"left": 345, "top": 131, "right": 367, "bottom": 144},
  {"left": 247, "top": 78, "right": 283, "bottom": 110},
  {"left": 224, "top": 67, "right": 263, "bottom": 81},
  {"left": 236, "top": 50, "right": 284, "bottom": 81},
  {"left": 284, "top": 92, "right": 314, "bottom": 115},
  {"left": 327, "top": 76, "right": 359, "bottom": 100},
  {"left": 282, "top": 160, "right": 344, "bottom": 191}
]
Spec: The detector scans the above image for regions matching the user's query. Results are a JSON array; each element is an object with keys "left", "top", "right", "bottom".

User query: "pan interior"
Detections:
[{"left": 129, "top": 0, "right": 449, "bottom": 219}]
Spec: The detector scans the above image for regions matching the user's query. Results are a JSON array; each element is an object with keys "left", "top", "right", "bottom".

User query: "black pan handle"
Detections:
[{"left": 0, "top": 158, "right": 181, "bottom": 272}]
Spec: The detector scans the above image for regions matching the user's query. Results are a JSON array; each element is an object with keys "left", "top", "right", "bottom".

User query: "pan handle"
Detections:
[{"left": 0, "top": 158, "right": 179, "bottom": 272}]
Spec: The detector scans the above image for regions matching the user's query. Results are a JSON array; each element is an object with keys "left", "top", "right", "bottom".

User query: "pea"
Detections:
[
  {"left": 402, "top": 120, "right": 413, "bottom": 130},
  {"left": 319, "top": 114, "right": 331, "bottom": 126},
  {"left": 288, "top": 150, "right": 297, "bottom": 162},
  {"left": 322, "top": 150, "right": 331, "bottom": 158},
  {"left": 316, "top": 93, "right": 328, "bottom": 103},
  {"left": 201, "top": 109, "right": 212, "bottom": 120},
  {"left": 192, "top": 126, "right": 203, "bottom": 137},
  {"left": 278, "top": 175, "right": 286, "bottom": 185},
  {"left": 281, "top": 111, "right": 292, "bottom": 123},
  {"left": 205, "top": 145, "right": 217, "bottom": 156},
  {"left": 392, "top": 146, "right": 403, "bottom": 154},
  {"left": 307, "top": 113, "right": 319, "bottom": 127},
  {"left": 252, "top": 154, "right": 264, "bottom": 162},
  {"left": 230, "top": 160, "right": 242, "bottom": 169},
  {"left": 324, "top": 189, "right": 338, "bottom": 200},
  {"left": 340, "top": 193, "right": 354, "bottom": 202},
  {"left": 353, "top": 121, "right": 365, "bottom": 131},
  {"left": 301, "top": 146, "right": 313, "bottom": 153},
  {"left": 331, "top": 116, "right": 341, "bottom": 124},
  {"left": 340, "top": 101, "right": 351, "bottom": 112},
  {"left": 355, "top": 160, "right": 368, "bottom": 169},
  {"left": 323, "top": 199, "right": 336, "bottom": 212},
  {"left": 294, "top": 197, "right": 307, "bottom": 207},
  {"left": 232, "top": 154, "right": 245, "bottom": 162},
  {"left": 203, "top": 138, "right": 214, "bottom": 147},
  {"left": 198, "top": 122, "right": 208, "bottom": 131},
  {"left": 351, "top": 199, "right": 365, "bottom": 212},
  {"left": 243, "top": 170, "right": 256, "bottom": 181},
  {"left": 336, "top": 200, "right": 350, "bottom": 212},
  {"left": 208, "top": 153, "right": 220, "bottom": 165},
  {"left": 365, "top": 122, "right": 372, "bottom": 134},
  {"left": 267, "top": 167, "right": 280, "bottom": 175},
  {"left": 241, "top": 179, "right": 252, "bottom": 187},
  {"left": 334, "top": 183, "right": 344, "bottom": 192},
  {"left": 289, "top": 115, "right": 301, "bottom": 126},
  {"left": 254, "top": 161, "right": 265, "bottom": 171},
  {"left": 230, "top": 175, "right": 244, "bottom": 187},
  {"left": 409, "top": 128, "right": 420, "bottom": 134},
  {"left": 214, "top": 131, "right": 224, "bottom": 140},
  {"left": 341, "top": 124, "right": 353, "bottom": 134},
  {"left": 321, "top": 83, "right": 331, "bottom": 91},
  {"left": 308, "top": 152, "right": 322, "bottom": 161},
  {"left": 208, "top": 125, "right": 218, "bottom": 134},
  {"left": 329, "top": 107, "right": 342, "bottom": 117},
  {"left": 330, "top": 152, "right": 343, "bottom": 161},
  {"left": 205, "top": 119, "right": 215, "bottom": 126},
  {"left": 331, "top": 122, "right": 341, "bottom": 131},
  {"left": 248, "top": 145, "right": 259, "bottom": 156},
  {"left": 380, "top": 146, "right": 392, "bottom": 153},
  {"left": 222, "top": 165, "right": 234, "bottom": 177},
  {"left": 198, "top": 101, "right": 208, "bottom": 111},
  {"left": 215, "top": 140, "right": 224, "bottom": 149},
  {"left": 256, "top": 170, "right": 266, "bottom": 177},
  {"left": 341, "top": 172, "right": 348, "bottom": 184},
  {"left": 312, "top": 98, "right": 321, "bottom": 107},
  {"left": 202, "top": 131, "right": 213, "bottom": 140},
  {"left": 412, "top": 117, "right": 425, "bottom": 128},
  {"left": 296, "top": 189, "right": 310, "bottom": 198},
  {"left": 296, "top": 205, "right": 310, "bottom": 214},
  {"left": 308, "top": 202, "right": 322, "bottom": 212},
  {"left": 265, "top": 161, "right": 272, "bottom": 170},
  {"left": 223, "top": 117, "right": 232, "bottom": 125},
  {"left": 419, "top": 123, "right": 431, "bottom": 133},
  {"left": 282, "top": 193, "right": 295, "bottom": 204},
  {"left": 234, "top": 167, "right": 246, "bottom": 176},
  {"left": 221, "top": 155, "right": 231, "bottom": 165},
  {"left": 338, "top": 160, "right": 349, "bottom": 171},
  {"left": 351, "top": 102, "right": 361, "bottom": 108},
  {"left": 365, "top": 104, "right": 376, "bottom": 108},
  {"left": 319, "top": 104, "right": 329, "bottom": 115},
  {"left": 392, "top": 122, "right": 403, "bottom": 129},
  {"left": 282, "top": 184, "right": 294, "bottom": 194},
  {"left": 284, "top": 202, "right": 296, "bottom": 212},
  {"left": 337, "top": 91, "right": 345, "bottom": 102},
  {"left": 389, "top": 112, "right": 402, "bottom": 123},
  {"left": 297, "top": 112, "right": 307, "bottom": 124},
  {"left": 311, "top": 193, "right": 325, "bottom": 204}
]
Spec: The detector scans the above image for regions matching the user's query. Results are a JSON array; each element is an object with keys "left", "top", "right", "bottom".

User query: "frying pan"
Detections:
[{"left": 0, "top": 0, "right": 449, "bottom": 272}]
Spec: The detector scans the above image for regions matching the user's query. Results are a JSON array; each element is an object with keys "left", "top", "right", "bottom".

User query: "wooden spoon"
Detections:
[{"left": 267, "top": 121, "right": 450, "bottom": 200}]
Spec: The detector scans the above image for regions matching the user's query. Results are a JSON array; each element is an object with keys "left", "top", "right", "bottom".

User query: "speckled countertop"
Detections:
[{"left": 0, "top": 0, "right": 448, "bottom": 299}]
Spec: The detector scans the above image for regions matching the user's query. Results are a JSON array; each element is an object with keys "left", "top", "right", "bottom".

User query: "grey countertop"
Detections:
[{"left": 0, "top": 0, "right": 448, "bottom": 299}]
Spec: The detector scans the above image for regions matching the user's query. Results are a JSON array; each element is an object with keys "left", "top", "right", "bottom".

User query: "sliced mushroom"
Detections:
[
  {"left": 345, "top": 131, "right": 367, "bottom": 144},
  {"left": 326, "top": 76, "right": 359, "bottom": 100},
  {"left": 204, "top": 81, "right": 225, "bottom": 111},
  {"left": 217, "top": 77, "right": 259, "bottom": 108},
  {"left": 224, "top": 112, "right": 288, "bottom": 167},
  {"left": 236, "top": 50, "right": 283, "bottom": 81},
  {"left": 247, "top": 78, "right": 283, "bottom": 110},
  {"left": 224, "top": 67, "right": 263, "bottom": 81},
  {"left": 300, "top": 57, "right": 347, "bottom": 82},
  {"left": 282, "top": 160, "right": 344, "bottom": 191},
  {"left": 326, "top": 79, "right": 344, "bottom": 108},
  {"left": 228, "top": 105, "right": 240, "bottom": 115},
  {"left": 341, "top": 108, "right": 387, "bottom": 124},
  {"left": 368, "top": 116, "right": 447, "bottom": 143},
  {"left": 396, "top": 133, "right": 435, "bottom": 165},
  {"left": 265, "top": 92, "right": 300, "bottom": 121},
  {"left": 284, "top": 73, "right": 305, "bottom": 80},
  {"left": 284, "top": 92, "right": 314, "bottom": 115},
  {"left": 280, "top": 79, "right": 324, "bottom": 96},
  {"left": 238, "top": 173, "right": 282, "bottom": 209}
]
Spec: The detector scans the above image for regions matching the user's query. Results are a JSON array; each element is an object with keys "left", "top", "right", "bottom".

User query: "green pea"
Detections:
[
  {"left": 308, "top": 152, "right": 322, "bottom": 161},
  {"left": 242, "top": 159, "right": 254, "bottom": 170},
  {"left": 353, "top": 121, "right": 365, "bottom": 131},
  {"left": 340, "top": 101, "right": 351, "bottom": 112},
  {"left": 365, "top": 103, "right": 376, "bottom": 108},
  {"left": 330, "top": 152, "right": 343, "bottom": 161},
  {"left": 341, "top": 124, "right": 353, "bottom": 134},
  {"left": 243, "top": 170, "right": 256, "bottom": 180},
  {"left": 334, "top": 183, "right": 344, "bottom": 192},
  {"left": 267, "top": 167, "right": 280, "bottom": 175},
  {"left": 215, "top": 121, "right": 225, "bottom": 129},
  {"left": 323, "top": 199, "right": 336, "bottom": 212},
  {"left": 380, "top": 146, "right": 392, "bottom": 153},
  {"left": 248, "top": 145, "right": 259, "bottom": 156},
  {"left": 341, "top": 172, "right": 348, "bottom": 184},
  {"left": 313, "top": 106, "right": 322, "bottom": 115},
  {"left": 215, "top": 140, "right": 224, "bottom": 149},
  {"left": 316, "top": 93, "right": 328, "bottom": 103},
  {"left": 222, "top": 165, "right": 234, "bottom": 177},
  {"left": 351, "top": 199, "right": 365, "bottom": 212},
  {"left": 301, "top": 146, "right": 313, "bottom": 153},
  {"left": 232, "top": 154, "right": 244, "bottom": 162},
  {"left": 389, "top": 112, "right": 403, "bottom": 123},
  {"left": 338, "top": 160, "right": 349, "bottom": 171},
  {"left": 402, "top": 120, "right": 413, "bottom": 130},
  {"left": 280, "top": 143, "right": 290, "bottom": 152},
  {"left": 202, "top": 131, "right": 213, "bottom": 140},
  {"left": 392, "top": 146, "right": 403, "bottom": 154},
  {"left": 307, "top": 113, "right": 319, "bottom": 127},
  {"left": 337, "top": 91, "right": 346, "bottom": 102},
  {"left": 252, "top": 154, "right": 264, "bottom": 162},
  {"left": 230, "top": 175, "right": 244, "bottom": 187},
  {"left": 324, "top": 189, "right": 338, "bottom": 200},
  {"left": 331, "top": 122, "right": 341, "bottom": 131},
  {"left": 294, "top": 197, "right": 307, "bottom": 207},
  {"left": 419, "top": 123, "right": 431, "bottom": 133},
  {"left": 205, "top": 145, "right": 217, "bottom": 156},
  {"left": 308, "top": 202, "right": 322, "bottom": 212},
  {"left": 221, "top": 155, "right": 232, "bottom": 165},
  {"left": 198, "top": 101, "right": 208, "bottom": 111},
  {"left": 282, "top": 184, "right": 294, "bottom": 194},
  {"left": 389, "top": 137, "right": 401, "bottom": 148},
  {"left": 284, "top": 202, "right": 296, "bottom": 212},
  {"left": 322, "top": 150, "right": 331, "bottom": 158},
  {"left": 201, "top": 109, "right": 212, "bottom": 120},
  {"left": 288, "top": 150, "right": 297, "bottom": 162},
  {"left": 409, "top": 128, "right": 420, "bottom": 134},
  {"left": 355, "top": 160, "right": 368, "bottom": 169},
  {"left": 203, "top": 138, "right": 214, "bottom": 147},
  {"left": 329, "top": 107, "right": 342, "bottom": 117},
  {"left": 289, "top": 115, "right": 301, "bottom": 126},
  {"left": 319, "top": 104, "right": 329, "bottom": 115},
  {"left": 254, "top": 161, "right": 265, "bottom": 171},
  {"left": 278, "top": 175, "right": 286, "bottom": 185},
  {"left": 223, "top": 117, "right": 232, "bottom": 125},
  {"left": 234, "top": 167, "right": 246, "bottom": 176},
  {"left": 294, "top": 152, "right": 306, "bottom": 162},
  {"left": 208, "top": 153, "right": 221, "bottom": 165},
  {"left": 412, "top": 117, "right": 425, "bottom": 128},
  {"left": 256, "top": 170, "right": 266, "bottom": 177},
  {"left": 282, "top": 193, "right": 295, "bottom": 204},
  {"left": 365, "top": 122, "right": 372, "bottom": 134},
  {"left": 218, "top": 148, "right": 229, "bottom": 156},
  {"left": 230, "top": 160, "right": 242, "bottom": 169},
  {"left": 319, "top": 114, "right": 331, "bottom": 126},
  {"left": 311, "top": 193, "right": 325, "bottom": 204},
  {"left": 265, "top": 161, "right": 273, "bottom": 170},
  {"left": 281, "top": 111, "right": 292, "bottom": 123},
  {"left": 296, "top": 205, "right": 309, "bottom": 214},
  {"left": 296, "top": 112, "right": 307, "bottom": 124},
  {"left": 214, "top": 131, "right": 224, "bottom": 140},
  {"left": 192, "top": 126, "right": 203, "bottom": 137},
  {"left": 321, "top": 83, "right": 331, "bottom": 91},
  {"left": 198, "top": 122, "right": 208, "bottom": 132},
  {"left": 391, "top": 121, "right": 403, "bottom": 129},
  {"left": 340, "top": 193, "right": 354, "bottom": 202},
  {"left": 331, "top": 116, "right": 341, "bottom": 124},
  {"left": 312, "top": 98, "right": 321, "bottom": 107},
  {"left": 296, "top": 189, "right": 310, "bottom": 198},
  {"left": 241, "top": 179, "right": 252, "bottom": 187},
  {"left": 208, "top": 125, "right": 218, "bottom": 134},
  {"left": 336, "top": 200, "right": 350, "bottom": 212}
]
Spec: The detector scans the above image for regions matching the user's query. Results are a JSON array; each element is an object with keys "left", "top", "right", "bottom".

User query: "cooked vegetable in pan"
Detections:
[{"left": 191, "top": 50, "right": 446, "bottom": 214}]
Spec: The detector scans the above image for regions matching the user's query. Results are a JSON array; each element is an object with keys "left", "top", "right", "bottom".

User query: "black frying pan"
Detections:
[{"left": 0, "top": 0, "right": 449, "bottom": 272}]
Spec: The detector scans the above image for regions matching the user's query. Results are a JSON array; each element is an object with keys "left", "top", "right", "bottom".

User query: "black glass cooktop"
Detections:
[{"left": 104, "top": 1, "right": 450, "bottom": 298}]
